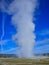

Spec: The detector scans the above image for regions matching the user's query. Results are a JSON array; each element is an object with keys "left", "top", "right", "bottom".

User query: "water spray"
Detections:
[
  {"left": 0, "top": 0, "right": 38, "bottom": 58},
  {"left": 7, "top": 0, "right": 37, "bottom": 58}
]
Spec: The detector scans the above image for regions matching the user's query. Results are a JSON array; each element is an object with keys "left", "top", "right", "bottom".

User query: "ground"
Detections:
[{"left": 0, "top": 57, "right": 49, "bottom": 65}]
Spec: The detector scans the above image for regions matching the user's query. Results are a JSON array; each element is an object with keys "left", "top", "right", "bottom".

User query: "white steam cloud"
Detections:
[{"left": 0, "top": 0, "right": 38, "bottom": 58}]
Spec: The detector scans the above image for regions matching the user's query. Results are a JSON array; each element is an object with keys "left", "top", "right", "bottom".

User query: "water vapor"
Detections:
[
  {"left": 7, "top": 0, "right": 37, "bottom": 58},
  {"left": 0, "top": 0, "right": 38, "bottom": 58}
]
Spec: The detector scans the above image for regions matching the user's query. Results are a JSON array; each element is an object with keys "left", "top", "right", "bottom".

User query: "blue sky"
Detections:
[
  {"left": 34, "top": 0, "right": 49, "bottom": 54},
  {"left": 0, "top": 0, "right": 49, "bottom": 54}
]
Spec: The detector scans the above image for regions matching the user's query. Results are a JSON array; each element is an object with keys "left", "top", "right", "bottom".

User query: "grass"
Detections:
[{"left": 0, "top": 58, "right": 49, "bottom": 65}]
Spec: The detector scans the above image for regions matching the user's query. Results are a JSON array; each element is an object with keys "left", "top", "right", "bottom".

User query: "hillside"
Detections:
[{"left": 0, "top": 54, "right": 18, "bottom": 58}]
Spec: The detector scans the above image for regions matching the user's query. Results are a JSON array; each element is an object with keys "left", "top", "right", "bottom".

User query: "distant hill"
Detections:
[
  {"left": 0, "top": 54, "right": 18, "bottom": 58},
  {"left": 35, "top": 53, "right": 49, "bottom": 56}
]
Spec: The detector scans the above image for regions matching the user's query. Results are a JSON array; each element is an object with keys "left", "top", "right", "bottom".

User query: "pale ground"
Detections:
[{"left": 0, "top": 56, "right": 49, "bottom": 65}]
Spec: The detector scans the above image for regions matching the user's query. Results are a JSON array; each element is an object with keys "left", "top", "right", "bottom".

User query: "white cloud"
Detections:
[
  {"left": 34, "top": 38, "right": 49, "bottom": 54},
  {"left": 2, "top": 47, "right": 19, "bottom": 53},
  {"left": 38, "top": 29, "right": 49, "bottom": 36},
  {"left": 0, "top": 40, "right": 10, "bottom": 45},
  {"left": 34, "top": 45, "right": 49, "bottom": 54},
  {"left": 35, "top": 38, "right": 49, "bottom": 45}
]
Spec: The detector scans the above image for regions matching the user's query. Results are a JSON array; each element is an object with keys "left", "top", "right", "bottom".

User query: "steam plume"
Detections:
[
  {"left": 0, "top": 0, "right": 38, "bottom": 58},
  {"left": 7, "top": 0, "right": 37, "bottom": 58}
]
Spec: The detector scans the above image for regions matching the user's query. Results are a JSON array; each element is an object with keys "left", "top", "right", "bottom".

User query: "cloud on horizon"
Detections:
[{"left": 34, "top": 38, "right": 49, "bottom": 54}]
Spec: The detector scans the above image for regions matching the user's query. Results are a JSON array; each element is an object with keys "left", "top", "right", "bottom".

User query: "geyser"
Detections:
[{"left": 0, "top": 0, "right": 38, "bottom": 58}]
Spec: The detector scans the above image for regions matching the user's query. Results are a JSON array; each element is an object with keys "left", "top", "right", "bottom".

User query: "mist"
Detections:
[{"left": 0, "top": 0, "right": 38, "bottom": 58}]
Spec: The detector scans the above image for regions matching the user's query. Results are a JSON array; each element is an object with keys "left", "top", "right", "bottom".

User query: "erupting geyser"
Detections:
[
  {"left": 0, "top": 0, "right": 38, "bottom": 58},
  {"left": 8, "top": 0, "right": 37, "bottom": 58}
]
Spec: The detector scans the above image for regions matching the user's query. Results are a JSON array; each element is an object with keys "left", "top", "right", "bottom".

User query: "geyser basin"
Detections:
[{"left": 0, "top": 57, "right": 49, "bottom": 65}]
